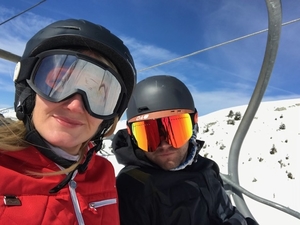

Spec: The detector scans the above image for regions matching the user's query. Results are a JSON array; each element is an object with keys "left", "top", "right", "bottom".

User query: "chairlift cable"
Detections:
[
  {"left": 0, "top": 14, "right": 299, "bottom": 65},
  {"left": 0, "top": 0, "right": 47, "bottom": 62},
  {"left": 138, "top": 17, "right": 300, "bottom": 73},
  {"left": 0, "top": 0, "right": 47, "bottom": 26}
]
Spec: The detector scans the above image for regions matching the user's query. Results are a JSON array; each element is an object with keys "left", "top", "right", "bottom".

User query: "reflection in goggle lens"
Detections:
[{"left": 27, "top": 51, "right": 125, "bottom": 119}]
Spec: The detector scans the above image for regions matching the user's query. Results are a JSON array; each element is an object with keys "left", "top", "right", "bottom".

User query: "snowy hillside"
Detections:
[
  {"left": 195, "top": 99, "right": 300, "bottom": 225},
  {"left": 1, "top": 99, "right": 299, "bottom": 224}
]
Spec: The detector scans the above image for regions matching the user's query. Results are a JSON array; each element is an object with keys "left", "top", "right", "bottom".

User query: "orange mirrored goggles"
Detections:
[{"left": 127, "top": 112, "right": 198, "bottom": 152}]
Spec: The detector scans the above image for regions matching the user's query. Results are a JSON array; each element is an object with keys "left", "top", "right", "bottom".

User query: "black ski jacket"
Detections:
[{"left": 113, "top": 129, "right": 258, "bottom": 225}]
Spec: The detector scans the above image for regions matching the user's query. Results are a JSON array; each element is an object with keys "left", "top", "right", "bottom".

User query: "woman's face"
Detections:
[
  {"left": 33, "top": 94, "right": 103, "bottom": 155},
  {"left": 32, "top": 50, "right": 117, "bottom": 155}
]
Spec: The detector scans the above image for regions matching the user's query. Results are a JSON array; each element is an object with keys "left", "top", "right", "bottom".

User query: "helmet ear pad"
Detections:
[
  {"left": 14, "top": 82, "right": 36, "bottom": 121},
  {"left": 193, "top": 111, "right": 198, "bottom": 123},
  {"left": 14, "top": 57, "right": 38, "bottom": 121},
  {"left": 192, "top": 110, "right": 199, "bottom": 134}
]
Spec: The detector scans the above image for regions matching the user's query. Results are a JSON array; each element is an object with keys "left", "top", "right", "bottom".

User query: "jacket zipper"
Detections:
[
  {"left": 89, "top": 198, "right": 117, "bottom": 209},
  {"left": 68, "top": 170, "right": 86, "bottom": 225}
]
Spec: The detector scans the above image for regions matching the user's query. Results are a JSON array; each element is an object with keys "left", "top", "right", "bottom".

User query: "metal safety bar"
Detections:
[
  {"left": 226, "top": 0, "right": 295, "bottom": 222},
  {"left": 221, "top": 173, "right": 300, "bottom": 220},
  {"left": 0, "top": 49, "right": 21, "bottom": 63}
]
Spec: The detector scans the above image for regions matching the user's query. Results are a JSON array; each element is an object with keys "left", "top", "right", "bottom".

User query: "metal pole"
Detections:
[
  {"left": 227, "top": 0, "right": 282, "bottom": 219},
  {"left": 0, "top": 49, "right": 21, "bottom": 63}
]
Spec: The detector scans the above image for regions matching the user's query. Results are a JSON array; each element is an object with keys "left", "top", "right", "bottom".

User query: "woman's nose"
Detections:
[{"left": 65, "top": 94, "right": 86, "bottom": 113}]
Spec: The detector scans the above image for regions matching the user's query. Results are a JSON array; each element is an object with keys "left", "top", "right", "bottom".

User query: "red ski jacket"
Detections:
[{"left": 0, "top": 145, "right": 120, "bottom": 225}]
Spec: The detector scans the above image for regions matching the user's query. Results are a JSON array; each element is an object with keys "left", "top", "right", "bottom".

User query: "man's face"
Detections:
[{"left": 144, "top": 141, "right": 189, "bottom": 170}]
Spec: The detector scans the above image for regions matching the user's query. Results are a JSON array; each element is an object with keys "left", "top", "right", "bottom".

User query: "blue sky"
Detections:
[{"left": 0, "top": 0, "right": 300, "bottom": 117}]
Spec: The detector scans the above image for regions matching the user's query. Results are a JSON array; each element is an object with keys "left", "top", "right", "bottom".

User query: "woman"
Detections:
[{"left": 0, "top": 19, "right": 136, "bottom": 225}]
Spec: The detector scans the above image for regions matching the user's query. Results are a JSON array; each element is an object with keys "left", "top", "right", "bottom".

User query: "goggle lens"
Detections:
[
  {"left": 27, "top": 51, "right": 125, "bottom": 119},
  {"left": 129, "top": 113, "right": 193, "bottom": 152}
]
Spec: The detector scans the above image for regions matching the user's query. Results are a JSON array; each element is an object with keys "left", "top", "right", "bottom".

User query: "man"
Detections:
[{"left": 113, "top": 75, "right": 258, "bottom": 225}]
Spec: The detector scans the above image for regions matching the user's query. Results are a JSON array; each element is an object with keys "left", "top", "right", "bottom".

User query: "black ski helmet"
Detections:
[
  {"left": 14, "top": 19, "right": 136, "bottom": 121},
  {"left": 126, "top": 75, "right": 195, "bottom": 120}
]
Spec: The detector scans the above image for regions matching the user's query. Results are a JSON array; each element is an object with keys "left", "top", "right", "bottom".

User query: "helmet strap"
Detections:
[
  {"left": 91, "top": 118, "right": 114, "bottom": 151},
  {"left": 49, "top": 118, "right": 114, "bottom": 193},
  {"left": 14, "top": 57, "right": 39, "bottom": 120},
  {"left": 25, "top": 128, "right": 76, "bottom": 168},
  {"left": 75, "top": 118, "right": 114, "bottom": 172}
]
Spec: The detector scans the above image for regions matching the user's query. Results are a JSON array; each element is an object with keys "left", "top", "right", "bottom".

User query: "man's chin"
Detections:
[{"left": 159, "top": 160, "right": 178, "bottom": 170}]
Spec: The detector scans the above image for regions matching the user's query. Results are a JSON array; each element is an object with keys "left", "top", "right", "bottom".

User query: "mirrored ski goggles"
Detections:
[
  {"left": 27, "top": 50, "right": 126, "bottom": 119},
  {"left": 127, "top": 112, "right": 197, "bottom": 152}
]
